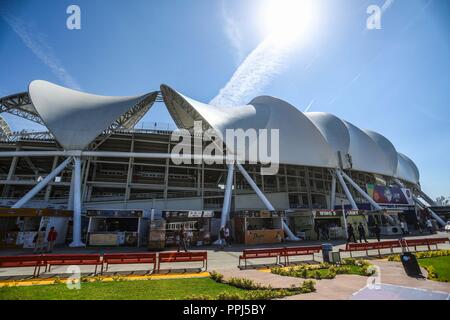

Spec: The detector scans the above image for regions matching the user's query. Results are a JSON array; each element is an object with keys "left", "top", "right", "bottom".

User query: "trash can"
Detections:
[
  {"left": 401, "top": 252, "right": 422, "bottom": 277},
  {"left": 322, "top": 243, "right": 333, "bottom": 263}
]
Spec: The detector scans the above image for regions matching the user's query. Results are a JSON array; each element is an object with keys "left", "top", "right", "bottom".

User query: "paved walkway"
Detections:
[{"left": 1, "top": 233, "right": 449, "bottom": 299}]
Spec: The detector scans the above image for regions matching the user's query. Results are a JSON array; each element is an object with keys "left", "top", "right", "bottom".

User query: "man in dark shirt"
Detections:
[
  {"left": 347, "top": 224, "right": 357, "bottom": 243},
  {"left": 358, "top": 223, "right": 368, "bottom": 243},
  {"left": 177, "top": 225, "right": 188, "bottom": 252},
  {"left": 373, "top": 224, "right": 381, "bottom": 242}
]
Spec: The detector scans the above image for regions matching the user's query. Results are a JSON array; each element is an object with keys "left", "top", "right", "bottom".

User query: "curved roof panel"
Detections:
[
  {"left": 363, "top": 129, "right": 398, "bottom": 176},
  {"left": 305, "top": 112, "right": 350, "bottom": 166},
  {"left": 395, "top": 152, "right": 420, "bottom": 184},
  {"left": 341, "top": 120, "right": 396, "bottom": 176},
  {"left": 29, "top": 80, "right": 157, "bottom": 150},
  {"left": 161, "top": 85, "right": 336, "bottom": 167},
  {"left": 396, "top": 153, "right": 417, "bottom": 184}
]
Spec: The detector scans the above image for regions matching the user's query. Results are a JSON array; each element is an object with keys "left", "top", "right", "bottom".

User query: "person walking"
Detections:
[
  {"left": 400, "top": 220, "right": 407, "bottom": 235},
  {"left": 347, "top": 224, "right": 357, "bottom": 243},
  {"left": 47, "top": 226, "right": 58, "bottom": 253},
  {"left": 426, "top": 219, "right": 434, "bottom": 234},
  {"left": 358, "top": 223, "right": 368, "bottom": 243},
  {"left": 314, "top": 223, "right": 321, "bottom": 241},
  {"left": 33, "top": 227, "right": 46, "bottom": 254},
  {"left": 373, "top": 224, "right": 381, "bottom": 242},
  {"left": 415, "top": 221, "right": 423, "bottom": 234},
  {"left": 177, "top": 225, "right": 188, "bottom": 252}
]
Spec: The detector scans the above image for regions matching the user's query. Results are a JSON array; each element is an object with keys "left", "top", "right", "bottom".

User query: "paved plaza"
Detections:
[{"left": 1, "top": 233, "right": 449, "bottom": 300}]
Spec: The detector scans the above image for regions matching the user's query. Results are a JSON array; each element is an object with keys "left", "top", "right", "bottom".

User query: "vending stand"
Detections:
[
  {"left": 285, "top": 209, "right": 315, "bottom": 240},
  {"left": 86, "top": 209, "right": 149, "bottom": 247},
  {"left": 232, "top": 210, "right": 285, "bottom": 245},
  {"left": 313, "top": 210, "right": 346, "bottom": 240},
  {"left": 158, "top": 210, "right": 216, "bottom": 248},
  {"left": 0, "top": 208, "right": 71, "bottom": 249}
]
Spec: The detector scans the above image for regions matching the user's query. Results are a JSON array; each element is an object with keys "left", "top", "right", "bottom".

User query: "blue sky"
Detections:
[{"left": 0, "top": 0, "right": 449, "bottom": 199}]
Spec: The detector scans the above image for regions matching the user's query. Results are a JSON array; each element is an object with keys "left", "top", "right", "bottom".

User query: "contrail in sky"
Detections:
[
  {"left": 304, "top": 99, "right": 315, "bottom": 112},
  {"left": 210, "top": 37, "right": 294, "bottom": 106},
  {"left": 1, "top": 13, "right": 81, "bottom": 90}
]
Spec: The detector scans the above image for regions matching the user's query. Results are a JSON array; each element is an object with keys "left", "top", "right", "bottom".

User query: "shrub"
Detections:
[
  {"left": 388, "top": 250, "right": 450, "bottom": 262},
  {"left": 209, "top": 271, "right": 224, "bottom": 283},
  {"left": 423, "top": 266, "right": 439, "bottom": 281},
  {"left": 227, "top": 277, "right": 271, "bottom": 290},
  {"left": 188, "top": 294, "right": 215, "bottom": 300},
  {"left": 217, "top": 292, "right": 243, "bottom": 300},
  {"left": 301, "top": 280, "right": 316, "bottom": 293},
  {"left": 313, "top": 270, "right": 322, "bottom": 280},
  {"left": 342, "top": 257, "right": 356, "bottom": 265}
]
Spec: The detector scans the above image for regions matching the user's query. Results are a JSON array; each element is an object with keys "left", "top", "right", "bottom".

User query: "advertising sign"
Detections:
[{"left": 366, "top": 184, "right": 414, "bottom": 205}]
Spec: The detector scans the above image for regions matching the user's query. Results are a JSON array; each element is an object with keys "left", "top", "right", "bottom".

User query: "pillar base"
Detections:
[{"left": 69, "top": 241, "right": 86, "bottom": 248}]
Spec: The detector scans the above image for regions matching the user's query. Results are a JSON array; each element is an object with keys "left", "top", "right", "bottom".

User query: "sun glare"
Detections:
[{"left": 261, "top": 0, "right": 318, "bottom": 44}]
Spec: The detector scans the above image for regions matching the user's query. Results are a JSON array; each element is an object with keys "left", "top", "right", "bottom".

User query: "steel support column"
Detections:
[
  {"left": 220, "top": 164, "right": 234, "bottom": 228},
  {"left": 236, "top": 162, "right": 299, "bottom": 241},
  {"left": 335, "top": 169, "right": 358, "bottom": 210},
  {"left": 330, "top": 173, "right": 336, "bottom": 210},
  {"left": 70, "top": 156, "right": 85, "bottom": 247},
  {"left": 12, "top": 157, "right": 73, "bottom": 208},
  {"left": 340, "top": 170, "right": 382, "bottom": 211}
]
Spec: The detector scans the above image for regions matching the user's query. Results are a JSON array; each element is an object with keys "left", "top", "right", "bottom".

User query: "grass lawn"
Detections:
[
  {"left": 418, "top": 256, "right": 450, "bottom": 282},
  {"left": 0, "top": 278, "right": 244, "bottom": 300}
]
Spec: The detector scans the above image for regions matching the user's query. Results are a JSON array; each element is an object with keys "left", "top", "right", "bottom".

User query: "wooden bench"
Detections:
[
  {"left": 41, "top": 254, "right": 103, "bottom": 275},
  {"left": 0, "top": 255, "right": 44, "bottom": 276},
  {"left": 281, "top": 246, "right": 322, "bottom": 265},
  {"left": 157, "top": 251, "right": 207, "bottom": 272},
  {"left": 340, "top": 240, "right": 402, "bottom": 257},
  {"left": 402, "top": 237, "right": 449, "bottom": 251},
  {"left": 239, "top": 248, "right": 283, "bottom": 269},
  {"left": 102, "top": 253, "right": 157, "bottom": 274}
]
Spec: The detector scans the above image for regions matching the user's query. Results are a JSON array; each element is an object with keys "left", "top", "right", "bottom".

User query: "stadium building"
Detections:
[{"left": 0, "top": 80, "right": 446, "bottom": 248}]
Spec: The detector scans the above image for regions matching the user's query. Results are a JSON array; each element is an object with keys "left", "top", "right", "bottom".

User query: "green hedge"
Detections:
[
  {"left": 189, "top": 271, "right": 316, "bottom": 300},
  {"left": 387, "top": 250, "right": 450, "bottom": 262},
  {"left": 271, "top": 259, "right": 375, "bottom": 280}
]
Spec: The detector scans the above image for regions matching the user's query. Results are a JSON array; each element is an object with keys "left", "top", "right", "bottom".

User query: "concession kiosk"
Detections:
[
  {"left": 86, "top": 209, "right": 149, "bottom": 247},
  {"left": 312, "top": 209, "right": 369, "bottom": 240},
  {"left": 161, "top": 210, "right": 215, "bottom": 247},
  {"left": 232, "top": 210, "right": 285, "bottom": 245},
  {"left": 285, "top": 209, "right": 315, "bottom": 240},
  {"left": 0, "top": 208, "right": 71, "bottom": 248},
  {"left": 313, "top": 210, "right": 346, "bottom": 240}
]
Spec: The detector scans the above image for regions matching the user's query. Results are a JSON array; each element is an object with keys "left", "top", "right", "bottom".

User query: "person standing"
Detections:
[
  {"left": 177, "top": 225, "right": 188, "bottom": 252},
  {"left": 224, "top": 226, "right": 231, "bottom": 247},
  {"left": 33, "top": 227, "right": 46, "bottom": 254},
  {"left": 358, "top": 223, "right": 368, "bottom": 243},
  {"left": 47, "top": 226, "right": 58, "bottom": 253},
  {"left": 347, "top": 224, "right": 357, "bottom": 243},
  {"left": 400, "top": 220, "right": 407, "bottom": 235},
  {"left": 373, "top": 224, "right": 381, "bottom": 242},
  {"left": 219, "top": 227, "right": 226, "bottom": 250}
]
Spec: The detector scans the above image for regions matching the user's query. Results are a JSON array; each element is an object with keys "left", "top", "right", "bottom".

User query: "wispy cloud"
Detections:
[
  {"left": 401, "top": 0, "right": 433, "bottom": 33},
  {"left": 220, "top": 1, "right": 245, "bottom": 65},
  {"left": 328, "top": 0, "right": 397, "bottom": 105},
  {"left": 210, "top": 37, "right": 294, "bottom": 106},
  {"left": 1, "top": 13, "right": 81, "bottom": 90},
  {"left": 381, "top": 0, "right": 395, "bottom": 12}
]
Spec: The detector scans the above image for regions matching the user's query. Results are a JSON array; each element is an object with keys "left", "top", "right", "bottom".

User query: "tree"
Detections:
[{"left": 435, "top": 196, "right": 450, "bottom": 206}]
